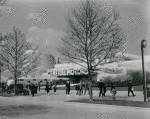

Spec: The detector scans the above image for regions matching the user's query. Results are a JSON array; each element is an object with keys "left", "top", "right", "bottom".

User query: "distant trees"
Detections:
[
  {"left": 0, "top": 27, "right": 41, "bottom": 94},
  {"left": 58, "top": 0, "right": 123, "bottom": 100},
  {"left": 130, "top": 72, "right": 143, "bottom": 85},
  {"left": 102, "top": 72, "right": 143, "bottom": 87}
]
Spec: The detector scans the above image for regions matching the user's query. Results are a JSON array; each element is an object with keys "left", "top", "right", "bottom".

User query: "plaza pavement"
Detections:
[{"left": 0, "top": 89, "right": 149, "bottom": 119}]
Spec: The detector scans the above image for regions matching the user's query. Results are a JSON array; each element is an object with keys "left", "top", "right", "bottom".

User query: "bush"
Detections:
[{"left": 130, "top": 72, "right": 143, "bottom": 86}]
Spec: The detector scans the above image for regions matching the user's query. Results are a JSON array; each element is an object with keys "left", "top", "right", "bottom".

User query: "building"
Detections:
[{"left": 40, "top": 53, "right": 150, "bottom": 83}]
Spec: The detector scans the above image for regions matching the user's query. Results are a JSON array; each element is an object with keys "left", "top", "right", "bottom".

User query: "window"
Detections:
[
  {"left": 33, "top": 79, "right": 36, "bottom": 81},
  {"left": 19, "top": 79, "right": 24, "bottom": 81}
]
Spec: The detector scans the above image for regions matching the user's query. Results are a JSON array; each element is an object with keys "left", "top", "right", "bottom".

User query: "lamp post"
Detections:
[{"left": 141, "top": 39, "right": 147, "bottom": 102}]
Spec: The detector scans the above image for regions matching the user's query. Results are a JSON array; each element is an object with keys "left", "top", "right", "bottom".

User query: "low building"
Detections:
[{"left": 41, "top": 53, "right": 150, "bottom": 83}]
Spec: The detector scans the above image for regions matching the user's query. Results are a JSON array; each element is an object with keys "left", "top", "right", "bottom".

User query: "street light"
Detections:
[{"left": 141, "top": 39, "right": 147, "bottom": 102}]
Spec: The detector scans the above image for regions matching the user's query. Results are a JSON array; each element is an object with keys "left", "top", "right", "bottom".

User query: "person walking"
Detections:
[
  {"left": 79, "top": 81, "right": 83, "bottom": 95},
  {"left": 34, "top": 83, "right": 38, "bottom": 94},
  {"left": 30, "top": 83, "right": 35, "bottom": 97},
  {"left": 38, "top": 82, "right": 41, "bottom": 92},
  {"left": 102, "top": 83, "right": 106, "bottom": 97},
  {"left": 2, "top": 84, "right": 6, "bottom": 93},
  {"left": 128, "top": 80, "right": 136, "bottom": 97},
  {"left": 112, "top": 84, "right": 117, "bottom": 100},
  {"left": 75, "top": 83, "right": 79, "bottom": 95},
  {"left": 53, "top": 82, "right": 57, "bottom": 94},
  {"left": 66, "top": 81, "right": 70, "bottom": 95},
  {"left": 49, "top": 82, "right": 53, "bottom": 92},
  {"left": 111, "top": 79, "right": 115, "bottom": 92},
  {"left": 84, "top": 82, "right": 89, "bottom": 95},
  {"left": 98, "top": 79, "right": 103, "bottom": 97},
  {"left": 45, "top": 82, "right": 50, "bottom": 95}
]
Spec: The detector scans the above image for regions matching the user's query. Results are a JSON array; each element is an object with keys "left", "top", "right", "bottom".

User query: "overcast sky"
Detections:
[{"left": 0, "top": 0, "right": 150, "bottom": 57}]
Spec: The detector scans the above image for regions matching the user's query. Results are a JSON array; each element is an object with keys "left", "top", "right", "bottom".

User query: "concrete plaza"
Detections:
[{"left": 0, "top": 89, "right": 150, "bottom": 119}]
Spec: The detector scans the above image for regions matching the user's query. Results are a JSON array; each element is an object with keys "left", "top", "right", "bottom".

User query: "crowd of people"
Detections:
[
  {"left": 0, "top": 79, "right": 137, "bottom": 99},
  {"left": 75, "top": 81, "right": 89, "bottom": 95},
  {"left": 97, "top": 79, "right": 136, "bottom": 100},
  {"left": 27, "top": 81, "right": 57, "bottom": 97}
]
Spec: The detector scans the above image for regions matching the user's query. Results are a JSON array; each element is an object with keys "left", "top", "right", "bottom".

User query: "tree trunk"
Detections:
[
  {"left": 88, "top": 75, "right": 93, "bottom": 101},
  {"left": 14, "top": 78, "right": 17, "bottom": 95}
]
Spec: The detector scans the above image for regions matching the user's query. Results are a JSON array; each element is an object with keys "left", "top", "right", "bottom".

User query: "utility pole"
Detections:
[{"left": 141, "top": 39, "right": 147, "bottom": 102}]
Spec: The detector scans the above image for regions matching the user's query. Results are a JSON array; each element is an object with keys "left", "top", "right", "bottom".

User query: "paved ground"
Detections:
[{"left": 0, "top": 89, "right": 150, "bottom": 119}]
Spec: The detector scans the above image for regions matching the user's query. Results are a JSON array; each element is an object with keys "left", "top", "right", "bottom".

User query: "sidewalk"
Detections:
[
  {"left": 0, "top": 89, "right": 145, "bottom": 102},
  {"left": 93, "top": 90, "right": 145, "bottom": 102}
]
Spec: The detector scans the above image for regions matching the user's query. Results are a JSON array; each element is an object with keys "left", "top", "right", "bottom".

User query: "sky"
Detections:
[{"left": 0, "top": 0, "right": 150, "bottom": 57}]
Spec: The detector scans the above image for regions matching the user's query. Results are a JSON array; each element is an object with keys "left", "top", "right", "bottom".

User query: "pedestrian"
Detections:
[
  {"left": 53, "top": 82, "right": 57, "bottom": 94},
  {"left": 112, "top": 84, "right": 117, "bottom": 100},
  {"left": 98, "top": 79, "right": 103, "bottom": 97},
  {"left": 84, "top": 82, "right": 89, "bottom": 95},
  {"left": 75, "top": 84, "right": 79, "bottom": 95},
  {"left": 38, "top": 82, "right": 41, "bottom": 92},
  {"left": 79, "top": 81, "right": 83, "bottom": 95},
  {"left": 30, "top": 83, "right": 35, "bottom": 97},
  {"left": 28, "top": 82, "right": 31, "bottom": 90},
  {"left": 45, "top": 82, "right": 50, "bottom": 95},
  {"left": 49, "top": 82, "right": 53, "bottom": 92},
  {"left": 66, "top": 81, "right": 70, "bottom": 95},
  {"left": 102, "top": 83, "right": 106, "bottom": 97},
  {"left": 34, "top": 83, "right": 38, "bottom": 94},
  {"left": 111, "top": 79, "right": 115, "bottom": 93},
  {"left": 2, "top": 84, "right": 6, "bottom": 93},
  {"left": 128, "top": 80, "right": 136, "bottom": 97}
]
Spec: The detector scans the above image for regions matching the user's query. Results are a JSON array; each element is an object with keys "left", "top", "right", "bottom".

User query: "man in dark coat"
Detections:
[
  {"left": 66, "top": 81, "right": 70, "bottom": 94},
  {"left": 30, "top": 83, "right": 35, "bottom": 97},
  {"left": 34, "top": 84, "right": 38, "bottom": 94},
  {"left": 98, "top": 79, "right": 103, "bottom": 97},
  {"left": 128, "top": 80, "right": 136, "bottom": 97}
]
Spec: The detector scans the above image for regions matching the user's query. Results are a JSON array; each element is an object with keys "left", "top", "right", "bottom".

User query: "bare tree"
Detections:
[
  {"left": 0, "top": 27, "right": 41, "bottom": 94},
  {"left": 58, "top": 0, "right": 123, "bottom": 100},
  {"left": 23, "top": 50, "right": 42, "bottom": 78}
]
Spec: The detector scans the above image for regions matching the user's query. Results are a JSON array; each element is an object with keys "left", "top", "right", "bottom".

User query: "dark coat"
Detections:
[
  {"left": 128, "top": 82, "right": 132, "bottom": 90},
  {"left": 103, "top": 83, "right": 106, "bottom": 93},
  {"left": 111, "top": 82, "right": 114, "bottom": 88},
  {"left": 98, "top": 82, "right": 103, "bottom": 90},
  {"left": 66, "top": 83, "right": 70, "bottom": 90},
  {"left": 30, "top": 84, "right": 35, "bottom": 92},
  {"left": 34, "top": 85, "right": 38, "bottom": 93},
  {"left": 45, "top": 84, "right": 49, "bottom": 91}
]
